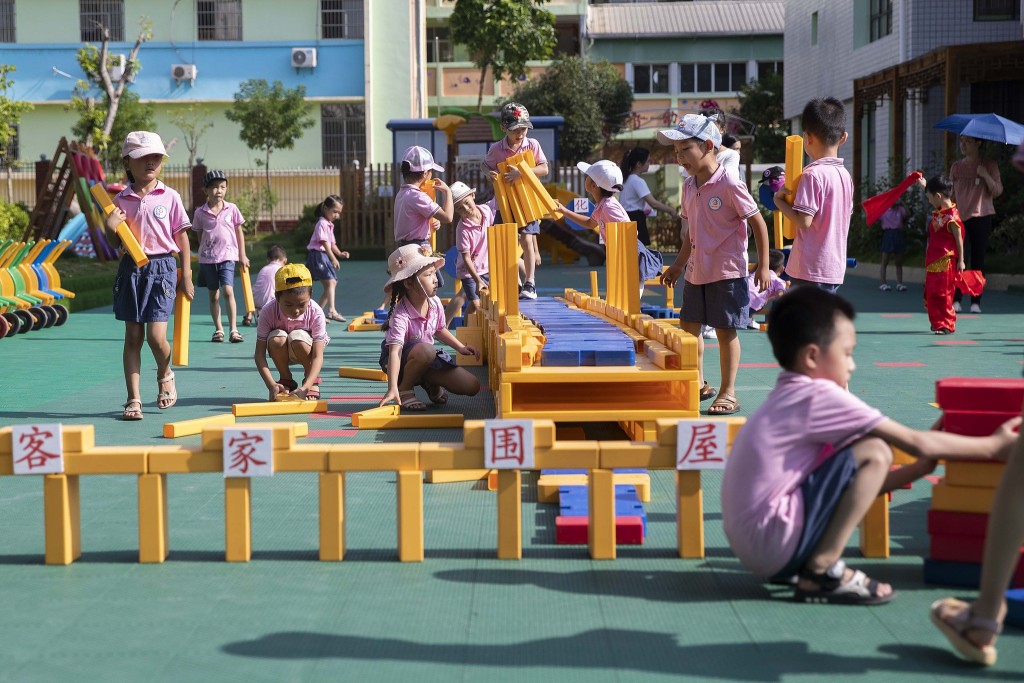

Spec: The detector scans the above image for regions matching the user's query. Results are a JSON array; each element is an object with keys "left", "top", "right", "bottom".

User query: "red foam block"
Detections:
[
  {"left": 554, "top": 516, "right": 644, "bottom": 545},
  {"left": 936, "top": 377, "right": 1024, "bottom": 413},
  {"left": 927, "top": 509, "right": 989, "bottom": 538},
  {"left": 930, "top": 533, "right": 1024, "bottom": 564},
  {"left": 942, "top": 409, "right": 1020, "bottom": 436}
]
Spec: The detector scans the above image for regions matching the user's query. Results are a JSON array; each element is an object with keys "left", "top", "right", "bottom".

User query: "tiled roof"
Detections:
[{"left": 587, "top": 1, "right": 785, "bottom": 38}]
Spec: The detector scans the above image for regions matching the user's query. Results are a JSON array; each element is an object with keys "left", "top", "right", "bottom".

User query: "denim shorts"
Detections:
[
  {"left": 197, "top": 261, "right": 236, "bottom": 290},
  {"left": 306, "top": 250, "right": 336, "bottom": 281},
  {"left": 680, "top": 277, "right": 749, "bottom": 329},
  {"left": 378, "top": 340, "right": 457, "bottom": 386},
  {"left": 881, "top": 229, "right": 906, "bottom": 254},
  {"left": 788, "top": 278, "right": 841, "bottom": 294},
  {"left": 518, "top": 220, "right": 540, "bottom": 236},
  {"left": 113, "top": 253, "right": 177, "bottom": 323},
  {"left": 770, "top": 447, "right": 857, "bottom": 582},
  {"left": 637, "top": 243, "right": 664, "bottom": 284},
  {"left": 461, "top": 273, "right": 490, "bottom": 302}
]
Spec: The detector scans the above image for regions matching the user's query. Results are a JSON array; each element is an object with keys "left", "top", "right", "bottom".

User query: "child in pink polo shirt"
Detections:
[
  {"left": 106, "top": 131, "right": 193, "bottom": 421},
  {"left": 251, "top": 244, "right": 287, "bottom": 321},
  {"left": 774, "top": 97, "right": 854, "bottom": 292},
  {"left": 192, "top": 170, "right": 248, "bottom": 343},
  {"left": 483, "top": 103, "right": 549, "bottom": 300},
  {"left": 722, "top": 287, "right": 1018, "bottom": 605},
  {"left": 393, "top": 146, "right": 454, "bottom": 248},
  {"left": 657, "top": 113, "right": 770, "bottom": 415},
  {"left": 378, "top": 244, "right": 480, "bottom": 411},
  {"left": 305, "top": 195, "right": 350, "bottom": 323},
  {"left": 450, "top": 181, "right": 493, "bottom": 317},
  {"left": 255, "top": 264, "right": 329, "bottom": 401}
]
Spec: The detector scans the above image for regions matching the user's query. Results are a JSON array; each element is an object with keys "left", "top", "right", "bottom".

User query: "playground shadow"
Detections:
[{"left": 220, "top": 629, "right": 1021, "bottom": 680}]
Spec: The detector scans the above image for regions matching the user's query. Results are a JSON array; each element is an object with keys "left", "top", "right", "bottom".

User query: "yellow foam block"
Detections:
[
  {"left": 419, "top": 443, "right": 485, "bottom": 471},
  {"left": 655, "top": 417, "right": 745, "bottom": 448},
  {"left": 318, "top": 471, "right": 346, "bottom": 561},
  {"left": 931, "top": 482, "right": 996, "bottom": 514},
  {"left": 232, "top": 400, "right": 328, "bottom": 417},
  {"left": 339, "top": 366, "right": 388, "bottom": 381},
  {"left": 487, "top": 469, "right": 498, "bottom": 490},
  {"left": 351, "top": 404, "right": 399, "bottom": 428},
  {"left": 347, "top": 318, "right": 381, "bottom": 332},
  {"left": 425, "top": 469, "right": 490, "bottom": 483},
  {"left": 891, "top": 445, "right": 915, "bottom": 466},
  {"left": 137, "top": 472, "right": 168, "bottom": 563},
  {"left": 201, "top": 422, "right": 302, "bottom": 452},
  {"left": 274, "top": 444, "right": 329, "bottom": 472},
  {"left": 90, "top": 183, "right": 148, "bottom": 267},
  {"left": 599, "top": 442, "right": 675, "bottom": 469},
  {"left": 463, "top": 419, "right": 555, "bottom": 449},
  {"left": 497, "top": 469, "right": 522, "bottom": 559},
  {"left": 172, "top": 291, "right": 190, "bottom": 366},
  {"left": 677, "top": 470, "right": 704, "bottom": 559},
  {"left": 239, "top": 265, "right": 256, "bottom": 314},
  {"left": 163, "top": 413, "right": 236, "bottom": 438},
  {"left": 782, "top": 135, "right": 804, "bottom": 240},
  {"left": 0, "top": 424, "right": 95, "bottom": 456},
  {"left": 355, "top": 412, "right": 464, "bottom": 430},
  {"left": 588, "top": 469, "right": 616, "bottom": 560},
  {"left": 64, "top": 447, "right": 148, "bottom": 475},
  {"left": 534, "top": 441, "right": 600, "bottom": 470},
  {"left": 859, "top": 494, "right": 890, "bottom": 559},
  {"left": 328, "top": 443, "right": 419, "bottom": 472},
  {"left": 224, "top": 477, "right": 252, "bottom": 562},
  {"left": 148, "top": 446, "right": 219, "bottom": 473},
  {"left": 44, "top": 473, "right": 81, "bottom": 565},
  {"left": 536, "top": 474, "right": 588, "bottom": 503},
  {"left": 397, "top": 470, "right": 424, "bottom": 562},
  {"left": 944, "top": 461, "right": 1004, "bottom": 489}
]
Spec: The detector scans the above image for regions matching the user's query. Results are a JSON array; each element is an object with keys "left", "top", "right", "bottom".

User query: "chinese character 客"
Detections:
[{"left": 15, "top": 426, "right": 60, "bottom": 471}]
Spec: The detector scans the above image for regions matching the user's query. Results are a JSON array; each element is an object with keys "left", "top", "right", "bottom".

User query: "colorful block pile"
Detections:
[
  {"left": 519, "top": 298, "right": 636, "bottom": 367},
  {"left": 554, "top": 484, "right": 646, "bottom": 545},
  {"left": 923, "top": 377, "right": 1024, "bottom": 588}
]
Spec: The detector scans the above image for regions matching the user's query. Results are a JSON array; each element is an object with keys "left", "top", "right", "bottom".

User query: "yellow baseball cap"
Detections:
[{"left": 275, "top": 263, "right": 313, "bottom": 292}]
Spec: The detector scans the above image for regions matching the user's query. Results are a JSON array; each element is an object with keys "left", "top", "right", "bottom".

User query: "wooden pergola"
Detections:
[{"left": 852, "top": 40, "right": 1024, "bottom": 202}]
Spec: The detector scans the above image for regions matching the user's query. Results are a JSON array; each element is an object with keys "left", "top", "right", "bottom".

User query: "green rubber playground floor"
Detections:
[{"left": 1, "top": 259, "right": 1022, "bottom": 682}]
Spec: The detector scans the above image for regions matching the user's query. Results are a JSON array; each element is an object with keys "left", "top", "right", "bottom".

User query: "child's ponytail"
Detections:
[
  {"left": 620, "top": 147, "right": 649, "bottom": 182},
  {"left": 380, "top": 282, "right": 405, "bottom": 332},
  {"left": 318, "top": 194, "right": 344, "bottom": 218}
]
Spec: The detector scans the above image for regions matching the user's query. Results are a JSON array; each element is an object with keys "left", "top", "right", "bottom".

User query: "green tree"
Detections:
[
  {"left": 225, "top": 79, "right": 314, "bottom": 231},
  {"left": 737, "top": 70, "right": 789, "bottom": 163},
  {"left": 170, "top": 104, "right": 214, "bottom": 176},
  {"left": 67, "top": 19, "right": 152, "bottom": 158},
  {"left": 73, "top": 89, "right": 157, "bottom": 171},
  {"left": 449, "top": 0, "right": 557, "bottom": 111},
  {"left": 0, "top": 64, "right": 34, "bottom": 202},
  {"left": 509, "top": 56, "right": 633, "bottom": 161}
]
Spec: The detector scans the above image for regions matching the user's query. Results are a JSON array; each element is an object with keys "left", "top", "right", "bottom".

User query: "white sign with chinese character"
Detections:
[
  {"left": 572, "top": 198, "right": 589, "bottom": 214},
  {"left": 676, "top": 420, "right": 727, "bottom": 470},
  {"left": 12, "top": 424, "right": 64, "bottom": 475},
  {"left": 222, "top": 428, "right": 274, "bottom": 477},
  {"left": 484, "top": 419, "right": 535, "bottom": 470}
]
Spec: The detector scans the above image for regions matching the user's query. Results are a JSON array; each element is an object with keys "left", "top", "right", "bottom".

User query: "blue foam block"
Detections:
[{"left": 1007, "top": 589, "right": 1024, "bottom": 628}]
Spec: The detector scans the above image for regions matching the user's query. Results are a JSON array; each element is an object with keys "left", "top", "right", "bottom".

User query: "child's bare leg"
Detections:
[
  {"left": 267, "top": 337, "right": 292, "bottom": 380},
  {"left": 222, "top": 284, "right": 238, "bottom": 332},
  {"left": 425, "top": 367, "right": 480, "bottom": 397},
  {"left": 123, "top": 322, "right": 145, "bottom": 401},
  {"left": 714, "top": 327, "right": 740, "bottom": 399},
  {"left": 879, "top": 253, "right": 889, "bottom": 284},
  {"left": 894, "top": 253, "right": 904, "bottom": 285},
  {"left": 289, "top": 341, "right": 313, "bottom": 380},
  {"left": 521, "top": 235, "right": 536, "bottom": 282},
  {"left": 444, "top": 290, "right": 467, "bottom": 325},
  {"left": 146, "top": 321, "right": 174, "bottom": 407},
  {"left": 800, "top": 437, "right": 894, "bottom": 596},
  {"left": 680, "top": 321, "right": 704, "bottom": 388},
  {"left": 466, "top": 298, "right": 481, "bottom": 315},
  {"left": 398, "top": 343, "right": 436, "bottom": 391},
  {"left": 319, "top": 279, "right": 337, "bottom": 314},
  {"left": 208, "top": 289, "right": 222, "bottom": 332}
]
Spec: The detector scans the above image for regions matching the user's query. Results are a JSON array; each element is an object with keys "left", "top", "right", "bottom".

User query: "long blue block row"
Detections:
[{"left": 519, "top": 296, "right": 636, "bottom": 367}]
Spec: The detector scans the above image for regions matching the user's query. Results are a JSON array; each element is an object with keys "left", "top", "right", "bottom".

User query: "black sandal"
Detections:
[{"left": 793, "top": 560, "right": 895, "bottom": 605}]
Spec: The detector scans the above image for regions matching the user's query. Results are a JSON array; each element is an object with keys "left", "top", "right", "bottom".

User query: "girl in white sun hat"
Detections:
[{"left": 378, "top": 244, "right": 481, "bottom": 411}]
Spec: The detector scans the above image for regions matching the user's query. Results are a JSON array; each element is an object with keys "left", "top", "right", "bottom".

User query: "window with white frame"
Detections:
[
  {"left": 680, "top": 62, "right": 748, "bottom": 94},
  {"left": 633, "top": 64, "right": 669, "bottom": 95},
  {"left": 198, "top": 0, "right": 242, "bottom": 41},
  {"left": 0, "top": 0, "right": 14, "bottom": 42},
  {"left": 322, "top": 104, "right": 366, "bottom": 168},
  {"left": 974, "top": 0, "right": 1020, "bottom": 20},
  {"left": 80, "top": 0, "right": 124, "bottom": 42},
  {"left": 757, "top": 61, "right": 783, "bottom": 80},
  {"left": 322, "top": 0, "right": 364, "bottom": 39},
  {"left": 869, "top": 0, "right": 892, "bottom": 41},
  {"left": 427, "top": 27, "right": 453, "bottom": 62}
]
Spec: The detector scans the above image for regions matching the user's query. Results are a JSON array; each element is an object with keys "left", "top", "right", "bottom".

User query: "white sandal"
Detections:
[
  {"left": 930, "top": 598, "right": 1001, "bottom": 666},
  {"left": 157, "top": 371, "right": 177, "bottom": 409}
]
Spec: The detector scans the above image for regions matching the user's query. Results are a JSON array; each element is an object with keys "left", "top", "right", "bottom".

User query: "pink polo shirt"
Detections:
[
  {"left": 256, "top": 298, "right": 330, "bottom": 345},
  {"left": 393, "top": 185, "right": 441, "bottom": 243},
  {"left": 456, "top": 202, "right": 494, "bottom": 279},
  {"left": 591, "top": 195, "right": 630, "bottom": 244},
  {"left": 252, "top": 261, "right": 284, "bottom": 309},
  {"left": 192, "top": 201, "right": 244, "bottom": 264},
  {"left": 113, "top": 181, "right": 191, "bottom": 255},
  {"left": 950, "top": 158, "right": 1002, "bottom": 220},
  {"left": 722, "top": 372, "right": 885, "bottom": 577},
  {"left": 787, "top": 157, "right": 853, "bottom": 285},
  {"left": 306, "top": 217, "right": 336, "bottom": 252},
  {"left": 680, "top": 164, "right": 759, "bottom": 285},
  {"left": 384, "top": 296, "right": 446, "bottom": 348},
  {"left": 482, "top": 136, "right": 548, "bottom": 173}
]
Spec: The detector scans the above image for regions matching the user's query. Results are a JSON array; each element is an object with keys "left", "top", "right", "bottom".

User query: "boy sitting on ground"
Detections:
[{"left": 721, "top": 287, "right": 1019, "bottom": 605}]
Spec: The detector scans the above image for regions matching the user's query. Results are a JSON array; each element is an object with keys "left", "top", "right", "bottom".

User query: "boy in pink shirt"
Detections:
[
  {"left": 774, "top": 97, "right": 854, "bottom": 292},
  {"left": 450, "top": 181, "right": 492, "bottom": 317},
  {"left": 192, "top": 170, "right": 248, "bottom": 343},
  {"left": 393, "top": 146, "right": 454, "bottom": 247},
  {"left": 657, "top": 113, "right": 770, "bottom": 415},
  {"left": 722, "top": 287, "right": 1019, "bottom": 605}
]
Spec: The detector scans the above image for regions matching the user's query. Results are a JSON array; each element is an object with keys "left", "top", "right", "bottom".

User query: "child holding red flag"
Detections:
[{"left": 921, "top": 175, "right": 965, "bottom": 335}]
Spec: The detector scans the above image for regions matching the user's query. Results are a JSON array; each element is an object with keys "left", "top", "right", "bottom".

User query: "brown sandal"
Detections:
[
  {"left": 707, "top": 393, "right": 739, "bottom": 415},
  {"left": 699, "top": 381, "right": 717, "bottom": 401},
  {"left": 157, "top": 371, "right": 177, "bottom": 409}
]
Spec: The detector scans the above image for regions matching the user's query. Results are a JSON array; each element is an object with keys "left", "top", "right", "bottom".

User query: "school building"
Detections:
[{"left": 782, "top": 0, "right": 1024, "bottom": 194}]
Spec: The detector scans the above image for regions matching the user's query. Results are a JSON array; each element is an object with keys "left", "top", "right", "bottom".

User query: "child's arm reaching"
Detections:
[
  {"left": 748, "top": 211, "right": 771, "bottom": 291},
  {"left": 254, "top": 339, "right": 288, "bottom": 401},
  {"left": 235, "top": 222, "right": 250, "bottom": 271},
  {"left": 660, "top": 220, "right": 691, "bottom": 287},
  {"left": 431, "top": 179, "right": 455, "bottom": 224},
  {"left": 553, "top": 201, "right": 599, "bottom": 231},
  {"left": 331, "top": 244, "right": 350, "bottom": 261},
  {"left": 436, "top": 328, "right": 479, "bottom": 360},
  {"left": 379, "top": 344, "right": 405, "bottom": 406},
  {"left": 871, "top": 415, "right": 1021, "bottom": 464},
  {"left": 461, "top": 252, "right": 486, "bottom": 291}
]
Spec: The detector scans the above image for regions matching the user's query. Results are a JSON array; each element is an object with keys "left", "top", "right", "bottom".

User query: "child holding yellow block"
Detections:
[{"left": 106, "top": 131, "right": 193, "bottom": 421}]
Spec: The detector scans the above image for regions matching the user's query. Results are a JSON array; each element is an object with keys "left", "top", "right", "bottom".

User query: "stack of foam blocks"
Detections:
[
  {"left": 924, "top": 377, "right": 1024, "bottom": 592},
  {"left": 537, "top": 469, "right": 650, "bottom": 545}
]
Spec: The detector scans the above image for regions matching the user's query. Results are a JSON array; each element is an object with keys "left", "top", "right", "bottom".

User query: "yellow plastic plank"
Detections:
[
  {"left": 677, "top": 470, "right": 704, "bottom": 559},
  {"left": 239, "top": 265, "right": 256, "bottom": 314},
  {"left": 172, "top": 286, "right": 190, "bottom": 367},
  {"left": 496, "top": 469, "right": 522, "bottom": 560},
  {"left": 354, "top": 413, "right": 465, "bottom": 430},
  {"left": 44, "top": 473, "right": 81, "bottom": 565},
  {"left": 418, "top": 443, "right": 485, "bottom": 471},
  {"left": 90, "top": 183, "right": 148, "bottom": 267},
  {"left": 328, "top": 443, "right": 419, "bottom": 472},
  {"left": 944, "top": 461, "right": 1004, "bottom": 489},
  {"left": 396, "top": 470, "right": 424, "bottom": 562},
  {"left": 201, "top": 422, "right": 301, "bottom": 452},
  {"left": 275, "top": 445, "right": 329, "bottom": 472},
  {"left": 232, "top": 400, "right": 328, "bottom": 417},
  {"left": 225, "top": 477, "right": 252, "bottom": 562},
  {"left": 338, "top": 366, "right": 388, "bottom": 381},
  {"left": 931, "top": 482, "right": 996, "bottom": 514},
  {"left": 138, "top": 473, "right": 169, "bottom": 563},
  {"left": 351, "top": 404, "right": 400, "bottom": 428},
  {"left": 424, "top": 469, "right": 490, "bottom": 483},
  {"left": 147, "top": 446, "right": 219, "bottom": 474},
  {"left": 859, "top": 494, "right": 890, "bottom": 559},
  {"left": 588, "top": 469, "right": 616, "bottom": 560},
  {"left": 163, "top": 413, "right": 236, "bottom": 438},
  {"left": 64, "top": 447, "right": 147, "bottom": 475},
  {"left": 319, "top": 472, "right": 346, "bottom": 561},
  {"left": 782, "top": 135, "right": 804, "bottom": 240}
]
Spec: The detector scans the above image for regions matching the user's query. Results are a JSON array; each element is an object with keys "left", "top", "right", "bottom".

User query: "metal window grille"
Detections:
[
  {"left": 321, "top": 104, "right": 367, "bottom": 168},
  {"left": 869, "top": 0, "right": 892, "bottom": 42},
  {"left": 197, "top": 0, "right": 242, "bottom": 41},
  {"left": 80, "top": 0, "right": 124, "bottom": 42},
  {"left": 0, "top": 0, "right": 14, "bottom": 43},
  {"left": 322, "top": 0, "right": 363, "bottom": 39},
  {"left": 974, "top": 0, "right": 1020, "bottom": 20}
]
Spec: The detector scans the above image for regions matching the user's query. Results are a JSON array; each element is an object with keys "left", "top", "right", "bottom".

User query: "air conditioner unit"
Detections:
[
  {"left": 171, "top": 64, "right": 198, "bottom": 84},
  {"left": 106, "top": 53, "right": 127, "bottom": 82},
  {"left": 291, "top": 47, "right": 317, "bottom": 69}
]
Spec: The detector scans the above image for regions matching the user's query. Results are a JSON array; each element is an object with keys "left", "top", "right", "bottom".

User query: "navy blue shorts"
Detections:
[
  {"left": 306, "top": 250, "right": 336, "bottom": 281},
  {"left": 461, "top": 273, "right": 490, "bottom": 302},
  {"left": 789, "top": 278, "right": 841, "bottom": 294},
  {"left": 378, "top": 341, "right": 457, "bottom": 386},
  {"left": 638, "top": 243, "right": 664, "bottom": 283},
  {"left": 518, "top": 220, "right": 540, "bottom": 236},
  {"left": 680, "top": 277, "right": 749, "bottom": 329},
  {"left": 881, "top": 229, "right": 906, "bottom": 254},
  {"left": 770, "top": 447, "right": 858, "bottom": 581},
  {"left": 113, "top": 253, "right": 177, "bottom": 323},
  {"left": 197, "top": 261, "right": 236, "bottom": 290}
]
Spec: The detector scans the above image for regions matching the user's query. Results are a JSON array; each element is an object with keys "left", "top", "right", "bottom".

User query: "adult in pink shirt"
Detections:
[{"left": 949, "top": 135, "right": 1003, "bottom": 312}]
